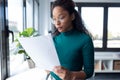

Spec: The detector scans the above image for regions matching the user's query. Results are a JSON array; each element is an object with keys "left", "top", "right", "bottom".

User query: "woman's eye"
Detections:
[{"left": 59, "top": 16, "right": 65, "bottom": 19}]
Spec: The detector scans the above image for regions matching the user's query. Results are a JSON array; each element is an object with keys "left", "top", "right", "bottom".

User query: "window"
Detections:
[
  {"left": 25, "top": 0, "right": 39, "bottom": 30},
  {"left": 33, "top": 0, "right": 39, "bottom": 31},
  {"left": 8, "top": 0, "right": 24, "bottom": 76},
  {"left": 81, "top": 7, "right": 103, "bottom": 48},
  {"left": 76, "top": 3, "right": 120, "bottom": 51},
  {"left": 26, "top": 0, "right": 33, "bottom": 28},
  {"left": 8, "top": 0, "right": 39, "bottom": 76},
  {"left": 107, "top": 7, "right": 120, "bottom": 48}
]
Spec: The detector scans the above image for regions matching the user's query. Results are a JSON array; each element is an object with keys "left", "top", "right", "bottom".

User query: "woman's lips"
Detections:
[{"left": 57, "top": 27, "right": 63, "bottom": 31}]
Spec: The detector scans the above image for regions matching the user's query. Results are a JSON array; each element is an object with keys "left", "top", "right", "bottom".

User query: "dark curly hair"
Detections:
[{"left": 51, "top": 0, "right": 91, "bottom": 36}]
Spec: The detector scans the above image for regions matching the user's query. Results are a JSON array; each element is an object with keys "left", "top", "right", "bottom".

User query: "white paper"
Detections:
[{"left": 18, "top": 34, "right": 60, "bottom": 70}]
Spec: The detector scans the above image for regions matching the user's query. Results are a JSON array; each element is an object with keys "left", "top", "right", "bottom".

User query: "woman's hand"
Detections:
[{"left": 53, "top": 66, "right": 74, "bottom": 80}]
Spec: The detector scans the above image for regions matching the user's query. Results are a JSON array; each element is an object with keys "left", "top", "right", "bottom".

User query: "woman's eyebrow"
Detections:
[{"left": 53, "top": 14, "right": 64, "bottom": 18}]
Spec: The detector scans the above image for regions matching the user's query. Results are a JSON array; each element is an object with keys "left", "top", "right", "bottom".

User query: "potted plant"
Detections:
[{"left": 15, "top": 27, "right": 39, "bottom": 68}]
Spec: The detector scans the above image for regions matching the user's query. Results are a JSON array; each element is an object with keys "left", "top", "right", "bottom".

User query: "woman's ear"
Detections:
[{"left": 71, "top": 13, "right": 75, "bottom": 21}]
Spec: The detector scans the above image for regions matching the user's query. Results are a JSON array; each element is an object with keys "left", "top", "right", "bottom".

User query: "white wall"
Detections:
[{"left": 38, "top": 0, "right": 120, "bottom": 35}]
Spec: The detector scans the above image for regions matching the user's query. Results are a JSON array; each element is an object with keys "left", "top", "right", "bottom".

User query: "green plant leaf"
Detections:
[
  {"left": 20, "top": 28, "right": 35, "bottom": 37},
  {"left": 18, "top": 49, "right": 26, "bottom": 54}
]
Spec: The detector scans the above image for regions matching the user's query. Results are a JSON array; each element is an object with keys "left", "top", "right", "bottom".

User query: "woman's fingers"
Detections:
[
  {"left": 45, "top": 70, "right": 50, "bottom": 74},
  {"left": 53, "top": 66, "right": 68, "bottom": 79},
  {"left": 53, "top": 66, "right": 65, "bottom": 73}
]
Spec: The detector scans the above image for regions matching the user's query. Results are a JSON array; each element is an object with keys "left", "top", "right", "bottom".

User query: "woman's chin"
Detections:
[{"left": 58, "top": 29, "right": 64, "bottom": 32}]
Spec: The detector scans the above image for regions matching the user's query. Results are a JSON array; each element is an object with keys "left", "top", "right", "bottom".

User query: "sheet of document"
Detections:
[{"left": 18, "top": 34, "right": 60, "bottom": 70}]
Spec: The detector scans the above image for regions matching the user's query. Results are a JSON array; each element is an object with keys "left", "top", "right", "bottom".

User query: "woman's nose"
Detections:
[{"left": 55, "top": 20, "right": 61, "bottom": 25}]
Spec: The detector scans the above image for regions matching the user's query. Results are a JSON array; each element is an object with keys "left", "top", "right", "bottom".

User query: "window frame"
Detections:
[
  {"left": 0, "top": 0, "right": 10, "bottom": 80},
  {"left": 33, "top": 0, "right": 39, "bottom": 31},
  {"left": 23, "top": 0, "right": 39, "bottom": 31},
  {"left": 76, "top": 3, "right": 120, "bottom": 52}
]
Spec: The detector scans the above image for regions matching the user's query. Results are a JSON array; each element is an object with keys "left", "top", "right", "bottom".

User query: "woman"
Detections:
[{"left": 48, "top": 0, "right": 94, "bottom": 80}]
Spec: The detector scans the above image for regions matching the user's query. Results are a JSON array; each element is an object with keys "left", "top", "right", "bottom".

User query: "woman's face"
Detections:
[{"left": 52, "top": 6, "right": 74, "bottom": 32}]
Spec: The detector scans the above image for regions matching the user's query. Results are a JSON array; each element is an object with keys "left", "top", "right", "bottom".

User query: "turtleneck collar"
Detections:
[{"left": 60, "top": 28, "right": 76, "bottom": 36}]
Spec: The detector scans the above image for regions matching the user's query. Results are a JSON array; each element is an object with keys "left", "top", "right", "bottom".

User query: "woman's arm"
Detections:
[{"left": 82, "top": 36, "right": 94, "bottom": 78}]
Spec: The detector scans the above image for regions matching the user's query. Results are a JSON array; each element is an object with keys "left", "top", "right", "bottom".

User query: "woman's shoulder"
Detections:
[
  {"left": 78, "top": 32, "right": 93, "bottom": 42},
  {"left": 81, "top": 33, "right": 91, "bottom": 38}
]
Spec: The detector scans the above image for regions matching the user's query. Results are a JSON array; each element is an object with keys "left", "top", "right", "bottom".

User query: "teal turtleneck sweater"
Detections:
[{"left": 52, "top": 28, "right": 94, "bottom": 79}]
